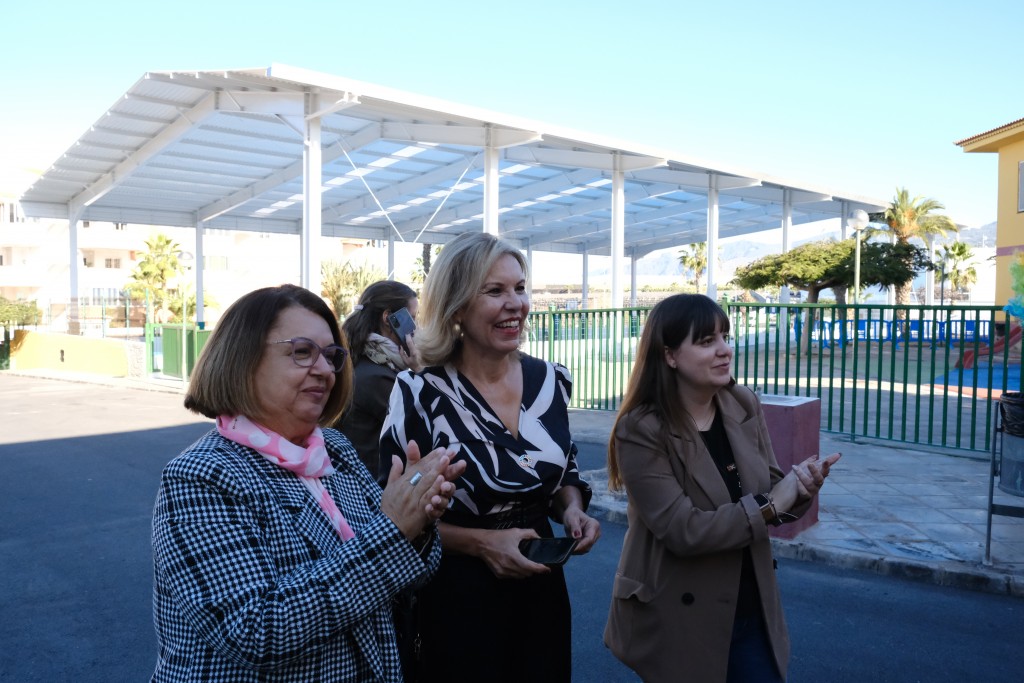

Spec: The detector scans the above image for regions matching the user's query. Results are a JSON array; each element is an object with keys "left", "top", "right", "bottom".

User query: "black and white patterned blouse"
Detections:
[{"left": 378, "top": 353, "right": 591, "bottom": 521}]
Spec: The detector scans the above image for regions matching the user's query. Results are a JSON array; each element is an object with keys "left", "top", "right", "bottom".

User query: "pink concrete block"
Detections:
[{"left": 759, "top": 395, "right": 822, "bottom": 539}]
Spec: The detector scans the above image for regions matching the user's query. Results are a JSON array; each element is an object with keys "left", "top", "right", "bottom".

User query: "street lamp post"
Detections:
[
  {"left": 848, "top": 209, "right": 869, "bottom": 304},
  {"left": 177, "top": 251, "right": 194, "bottom": 388}
]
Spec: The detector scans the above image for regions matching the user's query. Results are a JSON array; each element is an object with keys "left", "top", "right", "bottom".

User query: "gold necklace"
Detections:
[{"left": 692, "top": 407, "right": 715, "bottom": 431}]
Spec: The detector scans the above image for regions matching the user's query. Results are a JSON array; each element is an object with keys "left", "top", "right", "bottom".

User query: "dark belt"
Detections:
[{"left": 443, "top": 497, "right": 549, "bottom": 531}]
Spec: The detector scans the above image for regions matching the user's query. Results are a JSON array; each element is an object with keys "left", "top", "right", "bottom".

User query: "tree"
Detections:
[
  {"left": 869, "top": 188, "right": 957, "bottom": 305},
  {"left": 733, "top": 239, "right": 931, "bottom": 347},
  {"left": 733, "top": 240, "right": 848, "bottom": 304},
  {"left": 937, "top": 240, "right": 978, "bottom": 299},
  {"left": 732, "top": 239, "right": 931, "bottom": 303},
  {"left": 411, "top": 245, "right": 441, "bottom": 284},
  {"left": 0, "top": 298, "right": 41, "bottom": 326},
  {"left": 124, "top": 234, "right": 184, "bottom": 317},
  {"left": 322, "top": 260, "right": 386, "bottom": 318},
  {"left": 678, "top": 242, "right": 708, "bottom": 291}
]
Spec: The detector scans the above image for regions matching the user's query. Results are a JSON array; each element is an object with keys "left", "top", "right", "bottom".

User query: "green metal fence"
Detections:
[
  {"left": 523, "top": 307, "right": 648, "bottom": 411},
  {"left": 725, "top": 302, "right": 1017, "bottom": 454},
  {"left": 525, "top": 303, "right": 1018, "bottom": 454},
  {"left": 0, "top": 326, "right": 10, "bottom": 370}
]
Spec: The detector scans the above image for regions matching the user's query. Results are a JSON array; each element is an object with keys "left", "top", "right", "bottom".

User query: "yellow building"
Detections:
[{"left": 957, "top": 117, "right": 1024, "bottom": 308}]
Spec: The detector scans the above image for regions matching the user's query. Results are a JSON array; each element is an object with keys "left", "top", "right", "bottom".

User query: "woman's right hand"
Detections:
[
  {"left": 380, "top": 443, "right": 465, "bottom": 540},
  {"left": 476, "top": 528, "right": 551, "bottom": 579},
  {"left": 769, "top": 452, "right": 841, "bottom": 514}
]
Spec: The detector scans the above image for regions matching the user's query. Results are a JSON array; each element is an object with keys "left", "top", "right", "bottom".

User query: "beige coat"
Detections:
[{"left": 604, "top": 384, "right": 806, "bottom": 683}]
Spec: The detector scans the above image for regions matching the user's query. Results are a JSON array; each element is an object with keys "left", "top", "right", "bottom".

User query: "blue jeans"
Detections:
[{"left": 727, "top": 614, "right": 785, "bottom": 683}]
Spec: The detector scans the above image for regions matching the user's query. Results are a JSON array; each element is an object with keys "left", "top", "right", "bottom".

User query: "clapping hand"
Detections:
[
  {"left": 791, "top": 452, "right": 841, "bottom": 500},
  {"left": 381, "top": 441, "right": 466, "bottom": 540}
]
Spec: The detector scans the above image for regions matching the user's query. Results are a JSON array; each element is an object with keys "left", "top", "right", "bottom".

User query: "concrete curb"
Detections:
[
  {"left": 584, "top": 495, "right": 1024, "bottom": 599},
  {"left": 769, "top": 538, "right": 1024, "bottom": 598}
]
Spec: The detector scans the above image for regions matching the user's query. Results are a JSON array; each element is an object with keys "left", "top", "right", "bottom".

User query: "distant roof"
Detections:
[
  {"left": 20, "top": 64, "right": 885, "bottom": 257},
  {"left": 956, "top": 116, "right": 1024, "bottom": 153}
]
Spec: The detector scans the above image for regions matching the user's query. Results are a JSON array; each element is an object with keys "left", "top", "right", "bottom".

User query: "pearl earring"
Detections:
[{"left": 453, "top": 322, "right": 463, "bottom": 339}]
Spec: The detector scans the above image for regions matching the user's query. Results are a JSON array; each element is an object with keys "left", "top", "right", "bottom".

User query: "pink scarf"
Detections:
[{"left": 217, "top": 414, "right": 355, "bottom": 542}]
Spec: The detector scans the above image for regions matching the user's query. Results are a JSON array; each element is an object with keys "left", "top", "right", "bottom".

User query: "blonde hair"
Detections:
[{"left": 415, "top": 232, "right": 528, "bottom": 366}]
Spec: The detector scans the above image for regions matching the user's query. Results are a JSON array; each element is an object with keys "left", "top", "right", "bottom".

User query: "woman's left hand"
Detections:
[
  {"left": 398, "top": 333, "right": 421, "bottom": 373},
  {"left": 553, "top": 485, "right": 601, "bottom": 553},
  {"left": 381, "top": 441, "right": 465, "bottom": 539},
  {"left": 561, "top": 506, "right": 601, "bottom": 554},
  {"left": 791, "top": 452, "right": 842, "bottom": 500}
]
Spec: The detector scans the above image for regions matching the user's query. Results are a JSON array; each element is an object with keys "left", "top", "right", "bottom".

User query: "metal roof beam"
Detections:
[
  {"left": 630, "top": 167, "right": 760, "bottom": 191},
  {"left": 322, "top": 153, "right": 483, "bottom": 223},
  {"left": 197, "top": 122, "right": 382, "bottom": 222},
  {"left": 387, "top": 167, "right": 598, "bottom": 238},
  {"left": 68, "top": 92, "right": 220, "bottom": 216},
  {"left": 498, "top": 182, "right": 689, "bottom": 234},
  {"left": 504, "top": 146, "right": 666, "bottom": 171},
  {"left": 380, "top": 122, "right": 541, "bottom": 149}
]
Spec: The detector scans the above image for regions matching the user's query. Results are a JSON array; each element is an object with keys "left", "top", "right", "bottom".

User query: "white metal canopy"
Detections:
[{"left": 19, "top": 63, "right": 885, "bottom": 307}]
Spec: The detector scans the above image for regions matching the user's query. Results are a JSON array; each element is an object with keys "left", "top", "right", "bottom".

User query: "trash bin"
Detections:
[
  {"left": 999, "top": 393, "right": 1024, "bottom": 497},
  {"left": 1000, "top": 392, "right": 1024, "bottom": 438}
]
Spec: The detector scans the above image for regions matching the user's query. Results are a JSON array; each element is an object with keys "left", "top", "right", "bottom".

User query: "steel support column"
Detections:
[
  {"left": 194, "top": 220, "right": 205, "bottom": 328},
  {"left": 706, "top": 175, "right": 720, "bottom": 299},
  {"left": 611, "top": 156, "right": 625, "bottom": 308},
  {"left": 302, "top": 93, "right": 323, "bottom": 294},
  {"left": 483, "top": 136, "right": 499, "bottom": 236}
]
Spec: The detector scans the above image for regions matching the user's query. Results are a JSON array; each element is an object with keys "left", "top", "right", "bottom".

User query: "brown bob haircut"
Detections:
[{"left": 184, "top": 284, "right": 353, "bottom": 425}]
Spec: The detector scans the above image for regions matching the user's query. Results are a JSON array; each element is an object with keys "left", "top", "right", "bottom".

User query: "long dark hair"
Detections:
[
  {"left": 342, "top": 280, "right": 417, "bottom": 360},
  {"left": 607, "top": 294, "right": 731, "bottom": 490}
]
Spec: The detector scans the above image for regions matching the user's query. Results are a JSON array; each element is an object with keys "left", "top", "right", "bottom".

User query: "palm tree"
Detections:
[
  {"left": 322, "top": 260, "right": 386, "bottom": 318},
  {"left": 123, "top": 234, "right": 183, "bottom": 319},
  {"left": 678, "top": 242, "right": 708, "bottom": 291},
  {"left": 872, "top": 188, "right": 957, "bottom": 305},
  {"left": 938, "top": 240, "right": 978, "bottom": 300}
]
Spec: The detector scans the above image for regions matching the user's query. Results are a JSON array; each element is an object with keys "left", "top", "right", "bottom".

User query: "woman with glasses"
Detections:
[{"left": 151, "top": 284, "right": 465, "bottom": 682}]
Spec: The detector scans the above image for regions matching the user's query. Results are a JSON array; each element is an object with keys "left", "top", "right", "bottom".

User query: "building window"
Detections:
[
  {"left": 114, "top": 222, "right": 126, "bottom": 230},
  {"left": 1019, "top": 161, "right": 1024, "bottom": 213},
  {"left": 104, "top": 258, "right": 122, "bottom": 269},
  {"left": 204, "top": 255, "right": 229, "bottom": 271}
]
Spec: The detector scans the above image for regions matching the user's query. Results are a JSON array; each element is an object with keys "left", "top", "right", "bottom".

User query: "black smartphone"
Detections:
[
  {"left": 386, "top": 307, "right": 417, "bottom": 355},
  {"left": 518, "top": 537, "right": 579, "bottom": 567}
]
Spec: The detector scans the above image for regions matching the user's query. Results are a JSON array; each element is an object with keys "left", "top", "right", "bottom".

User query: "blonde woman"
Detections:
[{"left": 379, "top": 232, "right": 601, "bottom": 683}]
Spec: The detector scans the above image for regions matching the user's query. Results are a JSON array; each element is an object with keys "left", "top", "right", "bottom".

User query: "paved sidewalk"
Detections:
[
  {"left": 570, "top": 409, "right": 1024, "bottom": 598},
  {"left": 7, "top": 368, "right": 1024, "bottom": 597}
]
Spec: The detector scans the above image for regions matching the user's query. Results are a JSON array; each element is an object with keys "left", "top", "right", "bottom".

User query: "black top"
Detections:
[
  {"left": 700, "top": 411, "right": 762, "bottom": 618},
  {"left": 338, "top": 358, "right": 397, "bottom": 484}
]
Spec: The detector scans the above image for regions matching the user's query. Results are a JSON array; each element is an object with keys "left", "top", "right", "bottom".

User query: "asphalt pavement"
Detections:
[
  {"left": 2, "top": 369, "right": 1024, "bottom": 682},
  {"left": 570, "top": 411, "right": 1024, "bottom": 598}
]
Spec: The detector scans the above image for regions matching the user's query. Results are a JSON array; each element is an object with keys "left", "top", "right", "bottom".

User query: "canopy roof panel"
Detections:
[{"left": 21, "top": 64, "right": 885, "bottom": 257}]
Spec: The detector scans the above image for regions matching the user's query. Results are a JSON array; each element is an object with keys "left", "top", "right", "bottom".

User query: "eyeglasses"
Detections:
[{"left": 269, "top": 337, "right": 348, "bottom": 373}]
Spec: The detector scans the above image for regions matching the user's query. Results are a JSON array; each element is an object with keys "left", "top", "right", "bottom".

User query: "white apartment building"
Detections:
[{"left": 1, "top": 191, "right": 372, "bottom": 330}]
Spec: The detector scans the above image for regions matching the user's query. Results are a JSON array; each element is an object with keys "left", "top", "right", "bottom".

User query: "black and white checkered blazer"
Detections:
[{"left": 151, "top": 427, "right": 439, "bottom": 682}]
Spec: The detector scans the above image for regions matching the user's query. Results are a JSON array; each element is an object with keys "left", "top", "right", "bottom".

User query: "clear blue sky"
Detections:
[{"left": 2, "top": 0, "right": 1021, "bottom": 228}]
